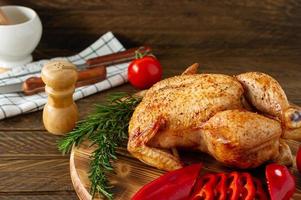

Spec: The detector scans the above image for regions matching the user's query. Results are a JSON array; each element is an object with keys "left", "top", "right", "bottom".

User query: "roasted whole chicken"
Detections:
[{"left": 127, "top": 64, "right": 301, "bottom": 171}]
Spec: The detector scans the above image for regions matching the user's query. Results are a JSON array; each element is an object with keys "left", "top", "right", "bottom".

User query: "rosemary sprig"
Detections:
[{"left": 58, "top": 93, "right": 141, "bottom": 199}]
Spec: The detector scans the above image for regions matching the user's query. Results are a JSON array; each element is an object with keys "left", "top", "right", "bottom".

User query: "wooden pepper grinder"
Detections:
[{"left": 42, "top": 61, "right": 78, "bottom": 135}]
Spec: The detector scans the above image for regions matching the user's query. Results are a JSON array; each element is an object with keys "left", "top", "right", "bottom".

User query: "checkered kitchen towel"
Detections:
[{"left": 0, "top": 32, "right": 129, "bottom": 120}]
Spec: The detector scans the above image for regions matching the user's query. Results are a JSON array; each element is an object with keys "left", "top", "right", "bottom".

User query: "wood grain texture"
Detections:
[
  {"left": 0, "top": 0, "right": 300, "bottom": 199},
  {"left": 71, "top": 140, "right": 301, "bottom": 200},
  {"left": 1, "top": 0, "right": 301, "bottom": 55},
  {"left": 0, "top": 131, "right": 63, "bottom": 156},
  {"left": 0, "top": 193, "right": 78, "bottom": 200},
  {"left": 0, "top": 158, "right": 73, "bottom": 192},
  {"left": 70, "top": 142, "right": 164, "bottom": 200}
]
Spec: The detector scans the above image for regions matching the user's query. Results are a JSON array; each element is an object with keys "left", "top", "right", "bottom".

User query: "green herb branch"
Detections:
[{"left": 58, "top": 93, "right": 141, "bottom": 199}]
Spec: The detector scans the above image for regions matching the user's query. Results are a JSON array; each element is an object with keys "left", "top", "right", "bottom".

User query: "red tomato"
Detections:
[
  {"left": 297, "top": 146, "right": 301, "bottom": 173},
  {"left": 128, "top": 56, "right": 162, "bottom": 89}
]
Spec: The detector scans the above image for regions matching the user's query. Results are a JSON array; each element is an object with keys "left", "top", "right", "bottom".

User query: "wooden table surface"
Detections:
[{"left": 0, "top": 0, "right": 300, "bottom": 199}]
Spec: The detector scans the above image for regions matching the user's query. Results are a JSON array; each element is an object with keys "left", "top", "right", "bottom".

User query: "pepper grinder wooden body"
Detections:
[{"left": 42, "top": 61, "right": 78, "bottom": 135}]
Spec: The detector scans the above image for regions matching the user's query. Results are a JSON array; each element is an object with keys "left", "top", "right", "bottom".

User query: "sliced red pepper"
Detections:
[
  {"left": 226, "top": 172, "right": 256, "bottom": 200},
  {"left": 265, "top": 163, "right": 296, "bottom": 200},
  {"left": 189, "top": 170, "right": 205, "bottom": 199},
  {"left": 190, "top": 172, "right": 259, "bottom": 200},
  {"left": 239, "top": 172, "right": 256, "bottom": 200},
  {"left": 190, "top": 173, "right": 217, "bottom": 200},
  {"left": 227, "top": 171, "right": 241, "bottom": 200},
  {"left": 134, "top": 163, "right": 269, "bottom": 200},
  {"left": 215, "top": 173, "right": 227, "bottom": 200},
  {"left": 253, "top": 177, "right": 268, "bottom": 200},
  {"left": 131, "top": 163, "right": 202, "bottom": 200},
  {"left": 296, "top": 146, "right": 301, "bottom": 173}
]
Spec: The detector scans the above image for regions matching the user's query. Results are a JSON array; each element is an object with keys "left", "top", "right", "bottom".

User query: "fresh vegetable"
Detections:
[
  {"left": 58, "top": 93, "right": 142, "bottom": 200},
  {"left": 133, "top": 163, "right": 295, "bottom": 200},
  {"left": 228, "top": 172, "right": 242, "bottom": 200},
  {"left": 216, "top": 173, "right": 227, "bottom": 200},
  {"left": 190, "top": 172, "right": 264, "bottom": 200},
  {"left": 132, "top": 162, "right": 272, "bottom": 200},
  {"left": 132, "top": 163, "right": 202, "bottom": 200},
  {"left": 297, "top": 145, "right": 301, "bottom": 173},
  {"left": 253, "top": 177, "right": 268, "bottom": 200},
  {"left": 238, "top": 173, "right": 256, "bottom": 200},
  {"left": 190, "top": 173, "right": 217, "bottom": 200},
  {"left": 128, "top": 49, "right": 162, "bottom": 89},
  {"left": 265, "top": 163, "right": 295, "bottom": 200}
]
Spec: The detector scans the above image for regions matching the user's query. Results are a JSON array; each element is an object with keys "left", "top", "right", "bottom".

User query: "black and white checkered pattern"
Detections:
[{"left": 0, "top": 32, "right": 129, "bottom": 120}]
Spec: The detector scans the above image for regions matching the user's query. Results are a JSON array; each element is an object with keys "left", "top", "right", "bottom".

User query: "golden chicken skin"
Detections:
[{"left": 127, "top": 64, "right": 300, "bottom": 171}]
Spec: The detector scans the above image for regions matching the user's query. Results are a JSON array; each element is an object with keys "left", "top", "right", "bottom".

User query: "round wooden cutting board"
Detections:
[
  {"left": 70, "top": 141, "right": 164, "bottom": 200},
  {"left": 71, "top": 140, "right": 301, "bottom": 200}
]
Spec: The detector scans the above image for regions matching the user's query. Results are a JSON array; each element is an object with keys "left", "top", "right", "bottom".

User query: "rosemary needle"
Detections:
[{"left": 58, "top": 93, "right": 141, "bottom": 199}]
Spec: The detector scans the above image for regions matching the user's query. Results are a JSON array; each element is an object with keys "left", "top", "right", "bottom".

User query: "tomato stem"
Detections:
[{"left": 135, "top": 47, "right": 151, "bottom": 59}]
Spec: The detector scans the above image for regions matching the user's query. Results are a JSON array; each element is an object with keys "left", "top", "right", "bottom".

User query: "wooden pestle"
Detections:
[
  {"left": 0, "top": 8, "right": 10, "bottom": 25},
  {"left": 42, "top": 61, "right": 78, "bottom": 135}
]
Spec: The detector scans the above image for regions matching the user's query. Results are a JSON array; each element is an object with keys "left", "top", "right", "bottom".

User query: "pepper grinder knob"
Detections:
[{"left": 42, "top": 61, "right": 78, "bottom": 135}]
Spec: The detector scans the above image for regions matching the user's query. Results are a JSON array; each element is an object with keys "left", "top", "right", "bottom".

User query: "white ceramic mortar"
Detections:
[{"left": 0, "top": 6, "right": 42, "bottom": 68}]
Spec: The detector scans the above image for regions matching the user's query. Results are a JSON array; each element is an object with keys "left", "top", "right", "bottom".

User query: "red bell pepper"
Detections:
[
  {"left": 239, "top": 173, "right": 256, "bottom": 200},
  {"left": 190, "top": 173, "right": 217, "bottom": 200},
  {"left": 227, "top": 172, "right": 255, "bottom": 200},
  {"left": 296, "top": 146, "right": 301, "bottom": 173},
  {"left": 265, "top": 163, "right": 296, "bottom": 200},
  {"left": 190, "top": 172, "right": 262, "bottom": 200},
  {"left": 133, "top": 163, "right": 270, "bottom": 200},
  {"left": 131, "top": 163, "right": 202, "bottom": 200},
  {"left": 228, "top": 172, "right": 241, "bottom": 200},
  {"left": 253, "top": 177, "right": 268, "bottom": 200},
  {"left": 216, "top": 173, "right": 227, "bottom": 200}
]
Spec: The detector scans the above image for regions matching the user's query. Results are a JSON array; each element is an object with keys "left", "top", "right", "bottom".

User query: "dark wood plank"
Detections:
[
  {"left": 0, "top": 131, "right": 64, "bottom": 156},
  {"left": 0, "top": 158, "right": 73, "bottom": 192},
  {"left": 0, "top": 130, "right": 77, "bottom": 197},
  {"left": 1, "top": 0, "right": 301, "bottom": 55},
  {"left": 0, "top": 193, "right": 78, "bottom": 200}
]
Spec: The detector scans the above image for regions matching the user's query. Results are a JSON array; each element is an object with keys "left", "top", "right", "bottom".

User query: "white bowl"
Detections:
[{"left": 0, "top": 6, "right": 42, "bottom": 68}]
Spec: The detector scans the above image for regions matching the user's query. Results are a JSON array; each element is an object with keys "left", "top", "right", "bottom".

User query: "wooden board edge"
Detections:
[{"left": 70, "top": 146, "right": 93, "bottom": 200}]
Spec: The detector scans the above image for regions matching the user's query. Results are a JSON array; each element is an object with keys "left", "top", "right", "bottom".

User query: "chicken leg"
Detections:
[
  {"left": 200, "top": 109, "right": 291, "bottom": 168},
  {"left": 236, "top": 72, "right": 301, "bottom": 129}
]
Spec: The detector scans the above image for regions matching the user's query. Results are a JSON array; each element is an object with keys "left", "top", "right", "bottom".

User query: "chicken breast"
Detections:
[{"left": 130, "top": 74, "right": 244, "bottom": 149}]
